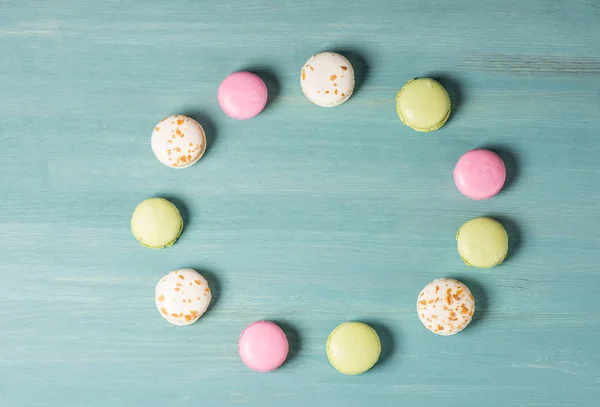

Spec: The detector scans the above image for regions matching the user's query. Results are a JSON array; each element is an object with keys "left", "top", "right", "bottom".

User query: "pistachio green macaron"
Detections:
[
  {"left": 326, "top": 322, "right": 381, "bottom": 375},
  {"left": 396, "top": 78, "right": 451, "bottom": 132},
  {"left": 456, "top": 217, "right": 508, "bottom": 268},
  {"left": 131, "top": 198, "right": 183, "bottom": 249}
]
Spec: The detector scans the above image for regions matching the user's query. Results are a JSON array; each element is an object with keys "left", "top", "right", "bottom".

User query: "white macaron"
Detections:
[
  {"left": 151, "top": 115, "right": 206, "bottom": 169},
  {"left": 301, "top": 52, "right": 355, "bottom": 107},
  {"left": 155, "top": 269, "right": 212, "bottom": 326},
  {"left": 417, "top": 278, "right": 475, "bottom": 336}
]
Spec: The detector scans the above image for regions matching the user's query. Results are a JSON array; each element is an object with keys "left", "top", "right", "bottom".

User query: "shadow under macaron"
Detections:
[
  {"left": 270, "top": 320, "right": 302, "bottom": 366},
  {"left": 180, "top": 111, "right": 219, "bottom": 160},
  {"left": 156, "top": 195, "right": 190, "bottom": 242},
  {"left": 358, "top": 320, "right": 398, "bottom": 371},
  {"left": 331, "top": 48, "right": 371, "bottom": 94},
  {"left": 485, "top": 214, "right": 523, "bottom": 263},
  {"left": 427, "top": 73, "right": 465, "bottom": 124},
  {"left": 446, "top": 277, "right": 489, "bottom": 330},
  {"left": 480, "top": 145, "right": 521, "bottom": 193},
  {"left": 237, "top": 67, "right": 281, "bottom": 114},
  {"left": 182, "top": 268, "right": 222, "bottom": 314}
]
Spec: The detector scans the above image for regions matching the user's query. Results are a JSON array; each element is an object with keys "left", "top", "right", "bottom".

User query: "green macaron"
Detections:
[
  {"left": 326, "top": 322, "right": 381, "bottom": 375},
  {"left": 131, "top": 198, "right": 183, "bottom": 249},
  {"left": 396, "top": 78, "right": 451, "bottom": 132},
  {"left": 456, "top": 217, "right": 508, "bottom": 268}
]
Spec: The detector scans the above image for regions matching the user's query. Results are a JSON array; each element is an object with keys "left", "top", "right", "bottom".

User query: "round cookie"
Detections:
[
  {"left": 151, "top": 115, "right": 206, "bottom": 168},
  {"left": 130, "top": 198, "right": 183, "bottom": 249},
  {"left": 326, "top": 322, "right": 380, "bottom": 375},
  {"left": 218, "top": 72, "right": 268, "bottom": 120},
  {"left": 454, "top": 149, "right": 506, "bottom": 200},
  {"left": 417, "top": 278, "right": 475, "bottom": 335},
  {"left": 457, "top": 217, "right": 509, "bottom": 268},
  {"left": 301, "top": 52, "right": 355, "bottom": 107},
  {"left": 396, "top": 78, "right": 451, "bottom": 132},
  {"left": 239, "top": 321, "right": 289, "bottom": 372},
  {"left": 155, "top": 269, "right": 211, "bottom": 326}
]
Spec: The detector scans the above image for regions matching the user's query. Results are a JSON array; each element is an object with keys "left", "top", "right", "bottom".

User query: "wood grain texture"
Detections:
[{"left": 2, "top": 0, "right": 600, "bottom": 406}]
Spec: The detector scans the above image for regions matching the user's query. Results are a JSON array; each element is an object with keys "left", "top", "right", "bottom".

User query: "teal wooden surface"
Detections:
[{"left": 2, "top": 0, "right": 600, "bottom": 406}]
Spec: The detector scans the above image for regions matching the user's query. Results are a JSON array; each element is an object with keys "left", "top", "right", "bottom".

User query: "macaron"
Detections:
[
  {"left": 396, "top": 78, "right": 451, "bottom": 132},
  {"left": 151, "top": 115, "right": 206, "bottom": 168},
  {"left": 457, "top": 217, "right": 509, "bottom": 268},
  {"left": 326, "top": 322, "right": 380, "bottom": 375},
  {"left": 155, "top": 269, "right": 211, "bottom": 326},
  {"left": 218, "top": 72, "right": 268, "bottom": 120},
  {"left": 301, "top": 52, "right": 355, "bottom": 107},
  {"left": 417, "top": 278, "right": 475, "bottom": 335},
  {"left": 239, "top": 321, "right": 289, "bottom": 372},
  {"left": 454, "top": 149, "right": 506, "bottom": 200},
  {"left": 130, "top": 198, "right": 183, "bottom": 249}
]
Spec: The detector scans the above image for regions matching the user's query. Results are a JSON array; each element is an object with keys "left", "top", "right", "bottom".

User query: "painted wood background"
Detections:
[{"left": 2, "top": 1, "right": 600, "bottom": 406}]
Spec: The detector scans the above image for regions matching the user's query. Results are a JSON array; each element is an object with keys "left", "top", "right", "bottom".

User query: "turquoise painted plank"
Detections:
[{"left": 1, "top": 0, "right": 600, "bottom": 406}]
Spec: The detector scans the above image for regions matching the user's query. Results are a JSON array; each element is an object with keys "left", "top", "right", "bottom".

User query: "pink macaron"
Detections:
[
  {"left": 454, "top": 149, "right": 506, "bottom": 200},
  {"left": 238, "top": 321, "right": 289, "bottom": 372},
  {"left": 218, "top": 72, "right": 268, "bottom": 120}
]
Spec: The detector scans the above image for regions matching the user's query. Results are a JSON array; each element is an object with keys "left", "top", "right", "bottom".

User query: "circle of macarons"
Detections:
[
  {"left": 417, "top": 278, "right": 475, "bottom": 335},
  {"left": 326, "top": 322, "right": 380, "bottom": 375},
  {"left": 130, "top": 198, "right": 183, "bottom": 249},
  {"left": 396, "top": 78, "right": 451, "bottom": 132},
  {"left": 155, "top": 269, "right": 211, "bottom": 326},
  {"left": 218, "top": 71, "right": 268, "bottom": 120},
  {"left": 457, "top": 217, "right": 509, "bottom": 268},
  {"left": 151, "top": 115, "right": 206, "bottom": 168},
  {"left": 454, "top": 149, "right": 506, "bottom": 200},
  {"left": 238, "top": 321, "right": 289, "bottom": 372},
  {"left": 301, "top": 52, "right": 355, "bottom": 107}
]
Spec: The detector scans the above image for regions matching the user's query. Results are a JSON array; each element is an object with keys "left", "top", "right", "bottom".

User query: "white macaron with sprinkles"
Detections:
[
  {"left": 417, "top": 278, "right": 475, "bottom": 336},
  {"left": 151, "top": 115, "right": 206, "bottom": 169},
  {"left": 155, "top": 268, "right": 212, "bottom": 326},
  {"left": 301, "top": 52, "right": 355, "bottom": 107}
]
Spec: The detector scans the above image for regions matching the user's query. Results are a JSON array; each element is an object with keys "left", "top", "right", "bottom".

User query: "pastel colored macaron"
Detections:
[
  {"left": 131, "top": 198, "right": 183, "bottom": 249},
  {"left": 417, "top": 278, "right": 475, "bottom": 336},
  {"left": 151, "top": 115, "right": 206, "bottom": 169},
  {"left": 218, "top": 72, "right": 268, "bottom": 120},
  {"left": 301, "top": 52, "right": 355, "bottom": 107},
  {"left": 454, "top": 149, "right": 506, "bottom": 200},
  {"left": 326, "top": 322, "right": 380, "bottom": 375},
  {"left": 396, "top": 78, "right": 451, "bottom": 132},
  {"left": 457, "top": 217, "right": 509, "bottom": 268},
  {"left": 239, "top": 321, "right": 289, "bottom": 372},
  {"left": 155, "top": 269, "right": 211, "bottom": 326}
]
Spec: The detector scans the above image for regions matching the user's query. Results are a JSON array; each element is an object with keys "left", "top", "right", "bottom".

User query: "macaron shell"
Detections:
[
  {"left": 396, "top": 78, "right": 451, "bottom": 132},
  {"left": 218, "top": 72, "right": 268, "bottom": 120},
  {"left": 456, "top": 217, "right": 509, "bottom": 268},
  {"left": 417, "top": 278, "right": 475, "bottom": 336},
  {"left": 326, "top": 322, "right": 381, "bottom": 375},
  {"left": 131, "top": 198, "right": 183, "bottom": 249},
  {"left": 239, "top": 321, "right": 289, "bottom": 372},
  {"left": 454, "top": 149, "right": 506, "bottom": 200},
  {"left": 151, "top": 115, "right": 206, "bottom": 168},
  {"left": 155, "top": 269, "right": 211, "bottom": 326},
  {"left": 301, "top": 52, "right": 355, "bottom": 107}
]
